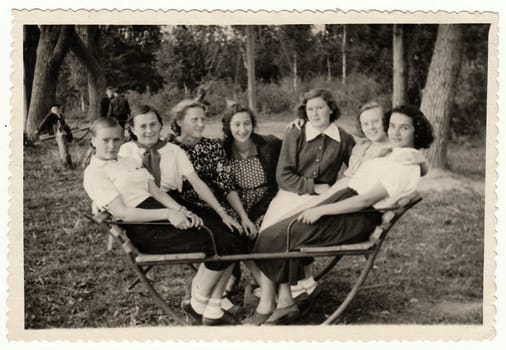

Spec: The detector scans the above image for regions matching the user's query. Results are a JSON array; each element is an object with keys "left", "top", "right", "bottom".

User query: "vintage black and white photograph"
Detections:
[{"left": 9, "top": 9, "right": 497, "bottom": 341}]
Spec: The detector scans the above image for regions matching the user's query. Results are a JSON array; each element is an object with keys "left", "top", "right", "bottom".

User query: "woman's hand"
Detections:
[
  {"left": 181, "top": 208, "right": 203, "bottom": 228},
  {"left": 240, "top": 216, "right": 258, "bottom": 239},
  {"left": 167, "top": 210, "right": 192, "bottom": 230},
  {"left": 297, "top": 207, "right": 325, "bottom": 225},
  {"left": 219, "top": 211, "right": 243, "bottom": 233},
  {"left": 286, "top": 118, "right": 305, "bottom": 130}
]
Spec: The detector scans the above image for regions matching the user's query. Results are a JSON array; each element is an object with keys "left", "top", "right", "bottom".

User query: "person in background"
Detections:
[
  {"left": 108, "top": 88, "right": 131, "bottom": 129},
  {"left": 100, "top": 86, "right": 114, "bottom": 118},
  {"left": 37, "top": 103, "right": 74, "bottom": 169}
]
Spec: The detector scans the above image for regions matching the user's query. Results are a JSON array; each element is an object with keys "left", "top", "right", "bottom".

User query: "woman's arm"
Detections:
[
  {"left": 105, "top": 196, "right": 171, "bottom": 222},
  {"left": 226, "top": 191, "right": 257, "bottom": 237},
  {"left": 276, "top": 128, "right": 315, "bottom": 195},
  {"left": 297, "top": 182, "right": 387, "bottom": 224},
  {"left": 148, "top": 180, "right": 184, "bottom": 211},
  {"left": 148, "top": 180, "right": 202, "bottom": 228},
  {"left": 185, "top": 172, "right": 242, "bottom": 232}
]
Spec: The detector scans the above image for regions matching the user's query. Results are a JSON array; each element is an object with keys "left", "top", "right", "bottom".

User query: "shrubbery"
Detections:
[{"left": 125, "top": 72, "right": 391, "bottom": 121}]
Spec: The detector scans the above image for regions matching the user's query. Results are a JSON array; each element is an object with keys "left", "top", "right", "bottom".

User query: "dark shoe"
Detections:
[
  {"left": 264, "top": 304, "right": 300, "bottom": 325},
  {"left": 241, "top": 310, "right": 273, "bottom": 326},
  {"left": 293, "top": 282, "right": 322, "bottom": 306},
  {"left": 225, "top": 303, "right": 242, "bottom": 318},
  {"left": 181, "top": 299, "right": 202, "bottom": 325},
  {"left": 295, "top": 283, "right": 322, "bottom": 316},
  {"left": 202, "top": 311, "right": 239, "bottom": 326}
]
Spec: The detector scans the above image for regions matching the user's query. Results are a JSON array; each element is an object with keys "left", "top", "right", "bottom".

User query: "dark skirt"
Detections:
[
  {"left": 253, "top": 188, "right": 382, "bottom": 285},
  {"left": 124, "top": 196, "right": 249, "bottom": 271}
]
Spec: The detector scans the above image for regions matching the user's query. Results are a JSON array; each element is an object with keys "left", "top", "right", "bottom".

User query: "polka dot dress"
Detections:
[{"left": 232, "top": 156, "right": 268, "bottom": 215}]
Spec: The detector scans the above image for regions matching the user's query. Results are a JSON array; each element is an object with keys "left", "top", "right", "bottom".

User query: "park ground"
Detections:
[{"left": 23, "top": 113, "right": 485, "bottom": 328}]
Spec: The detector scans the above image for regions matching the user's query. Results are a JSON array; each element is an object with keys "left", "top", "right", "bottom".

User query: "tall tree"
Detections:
[
  {"left": 69, "top": 26, "right": 106, "bottom": 120},
  {"left": 392, "top": 24, "right": 408, "bottom": 106},
  {"left": 420, "top": 24, "right": 464, "bottom": 169},
  {"left": 23, "top": 25, "right": 40, "bottom": 124},
  {"left": 245, "top": 26, "right": 257, "bottom": 113},
  {"left": 25, "top": 25, "right": 73, "bottom": 137}
]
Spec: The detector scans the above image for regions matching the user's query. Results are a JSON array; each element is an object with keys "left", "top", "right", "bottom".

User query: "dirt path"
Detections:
[{"left": 418, "top": 168, "right": 484, "bottom": 196}]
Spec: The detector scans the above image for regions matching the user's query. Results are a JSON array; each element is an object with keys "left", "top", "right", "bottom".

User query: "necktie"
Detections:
[{"left": 137, "top": 139, "right": 167, "bottom": 186}]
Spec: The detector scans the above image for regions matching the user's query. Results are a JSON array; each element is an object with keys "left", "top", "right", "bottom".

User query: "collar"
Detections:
[
  {"left": 89, "top": 155, "right": 117, "bottom": 168},
  {"left": 305, "top": 122, "right": 341, "bottom": 142},
  {"left": 231, "top": 141, "right": 258, "bottom": 160},
  {"left": 134, "top": 139, "right": 167, "bottom": 152}
]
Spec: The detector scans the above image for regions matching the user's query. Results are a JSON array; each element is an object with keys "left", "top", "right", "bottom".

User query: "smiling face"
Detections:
[
  {"left": 130, "top": 112, "right": 162, "bottom": 148},
  {"left": 229, "top": 111, "right": 254, "bottom": 143},
  {"left": 178, "top": 106, "right": 206, "bottom": 140},
  {"left": 360, "top": 107, "right": 387, "bottom": 143},
  {"left": 305, "top": 97, "right": 331, "bottom": 131},
  {"left": 388, "top": 112, "right": 415, "bottom": 148},
  {"left": 91, "top": 126, "right": 123, "bottom": 161}
]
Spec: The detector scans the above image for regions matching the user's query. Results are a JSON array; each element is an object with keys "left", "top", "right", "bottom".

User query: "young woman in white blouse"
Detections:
[{"left": 244, "top": 105, "right": 434, "bottom": 325}]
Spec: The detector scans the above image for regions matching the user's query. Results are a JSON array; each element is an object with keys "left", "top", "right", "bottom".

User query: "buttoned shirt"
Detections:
[
  {"left": 276, "top": 123, "right": 355, "bottom": 195},
  {"left": 83, "top": 156, "right": 153, "bottom": 210}
]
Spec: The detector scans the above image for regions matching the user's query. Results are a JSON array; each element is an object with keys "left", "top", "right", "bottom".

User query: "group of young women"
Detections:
[{"left": 83, "top": 88, "right": 434, "bottom": 326}]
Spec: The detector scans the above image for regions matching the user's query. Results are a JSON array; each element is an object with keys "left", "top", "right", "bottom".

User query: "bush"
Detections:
[{"left": 256, "top": 82, "right": 293, "bottom": 115}]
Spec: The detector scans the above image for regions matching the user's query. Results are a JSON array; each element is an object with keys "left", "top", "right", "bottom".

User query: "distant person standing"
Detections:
[
  {"left": 100, "top": 86, "right": 114, "bottom": 118},
  {"left": 108, "top": 88, "right": 130, "bottom": 128},
  {"left": 37, "top": 103, "right": 74, "bottom": 169}
]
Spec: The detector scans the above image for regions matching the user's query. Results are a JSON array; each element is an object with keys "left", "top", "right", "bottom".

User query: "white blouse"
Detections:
[
  {"left": 83, "top": 156, "right": 153, "bottom": 210},
  {"left": 348, "top": 148, "right": 421, "bottom": 209},
  {"left": 118, "top": 141, "right": 195, "bottom": 192}
]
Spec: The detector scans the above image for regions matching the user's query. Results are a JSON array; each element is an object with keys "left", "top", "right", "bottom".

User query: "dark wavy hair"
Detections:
[
  {"left": 170, "top": 99, "right": 207, "bottom": 136},
  {"left": 221, "top": 103, "right": 257, "bottom": 142},
  {"left": 295, "top": 88, "right": 341, "bottom": 123},
  {"left": 385, "top": 105, "right": 434, "bottom": 149},
  {"left": 126, "top": 104, "right": 163, "bottom": 141},
  {"left": 355, "top": 101, "right": 387, "bottom": 137}
]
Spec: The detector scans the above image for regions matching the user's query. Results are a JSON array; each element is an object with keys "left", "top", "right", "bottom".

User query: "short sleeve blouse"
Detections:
[
  {"left": 118, "top": 141, "right": 195, "bottom": 192},
  {"left": 174, "top": 137, "right": 236, "bottom": 195},
  {"left": 348, "top": 148, "right": 421, "bottom": 209},
  {"left": 83, "top": 156, "right": 153, "bottom": 210}
]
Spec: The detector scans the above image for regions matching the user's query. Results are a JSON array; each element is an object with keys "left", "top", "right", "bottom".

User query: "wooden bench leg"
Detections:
[
  {"left": 127, "top": 266, "right": 153, "bottom": 291},
  {"left": 321, "top": 247, "right": 382, "bottom": 325},
  {"left": 126, "top": 257, "right": 188, "bottom": 325}
]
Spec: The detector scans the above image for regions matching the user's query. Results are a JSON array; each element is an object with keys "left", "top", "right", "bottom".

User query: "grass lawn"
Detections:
[{"left": 23, "top": 115, "right": 485, "bottom": 328}]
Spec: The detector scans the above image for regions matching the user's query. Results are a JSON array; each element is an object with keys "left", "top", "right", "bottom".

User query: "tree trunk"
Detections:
[
  {"left": 23, "top": 25, "right": 40, "bottom": 127},
  {"left": 245, "top": 26, "right": 257, "bottom": 114},
  {"left": 292, "top": 53, "right": 298, "bottom": 92},
  {"left": 25, "top": 25, "right": 73, "bottom": 138},
  {"left": 392, "top": 24, "right": 408, "bottom": 106},
  {"left": 420, "top": 24, "right": 464, "bottom": 169},
  {"left": 326, "top": 56, "right": 331, "bottom": 82},
  {"left": 69, "top": 26, "right": 106, "bottom": 120},
  {"left": 341, "top": 25, "right": 347, "bottom": 86}
]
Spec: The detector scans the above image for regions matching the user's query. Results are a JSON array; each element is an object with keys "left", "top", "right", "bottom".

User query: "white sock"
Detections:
[
  {"left": 221, "top": 297, "right": 235, "bottom": 311},
  {"left": 300, "top": 277, "right": 317, "bottom": 294},
  {"left": 203, "top": 298, "right": 224, "bottom": 319},
  {"left": 224, "top": 275, "right": 237, "bottom": 295},
  {"left": 190, "top": 279, "right": 208, "bottom": 315}
]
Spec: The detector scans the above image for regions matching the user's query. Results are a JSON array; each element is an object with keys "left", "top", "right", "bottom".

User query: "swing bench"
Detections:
[{"left": 84, "top": 192, "right": 422, "bottom": 326}]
